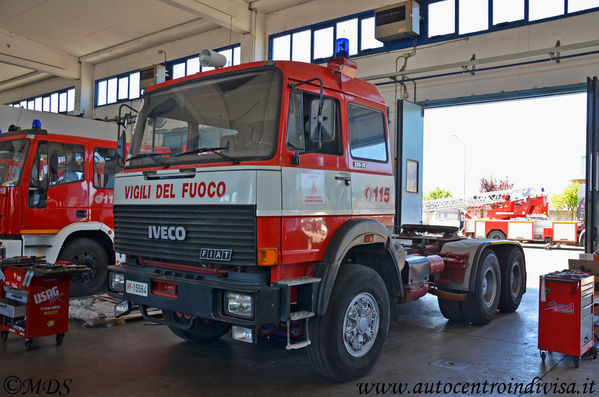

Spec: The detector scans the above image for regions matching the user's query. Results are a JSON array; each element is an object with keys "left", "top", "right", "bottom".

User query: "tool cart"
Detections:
[
  {"left": 0, "top": 257, "right": 88, "bottom": 350},
  {"left": 538, "top": 270, "right": 597, "bottom": 367}
]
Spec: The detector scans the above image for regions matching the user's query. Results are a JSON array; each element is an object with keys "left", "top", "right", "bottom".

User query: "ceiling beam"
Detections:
[
  {"left": 159, "top": 0, "right": 251, "bottom": 33},
  {"left": 0, "top": 29, "right": 79, "bottom": 79}
]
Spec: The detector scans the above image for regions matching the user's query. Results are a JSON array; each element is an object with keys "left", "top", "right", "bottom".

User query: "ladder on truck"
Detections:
[{"left": 423, "top": 188, "right": 540, "bottom": 212}]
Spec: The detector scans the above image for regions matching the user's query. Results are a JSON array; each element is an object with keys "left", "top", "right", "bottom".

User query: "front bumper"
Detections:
[{"left": 107, "top": 264, "right": 281, "bottom": 327}]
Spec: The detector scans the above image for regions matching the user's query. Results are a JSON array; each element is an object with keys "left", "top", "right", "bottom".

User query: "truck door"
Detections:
[
  {"left": 89, "top": 147, "right": 117, "bottom": 226},
  {"left": 281, "top": 89, "right": 351, "bottom": 264},
  {"left": 22, "top": 140, "right": 89, "bottom": 233},
  {"left": 585, "top": 76, "right": 599, "bottom": 252},
  {"left": 395, "top": 100, "right": 424, "bottom": 229}
]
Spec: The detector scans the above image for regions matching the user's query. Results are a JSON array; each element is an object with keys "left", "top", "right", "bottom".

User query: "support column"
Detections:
[
  {"left": 77, "top": 62, "right": 94, "bottom": 118},
  {"left": 240, "top": 9, "right": 266, "bottom": 63}
]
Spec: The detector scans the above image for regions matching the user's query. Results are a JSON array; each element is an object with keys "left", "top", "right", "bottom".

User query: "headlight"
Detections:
[
  {"left": 225, "top": 292, "right": 253, "bottom": 318},
  {"left": 109, "top": 272, "right": 125, "bottom": 292}
]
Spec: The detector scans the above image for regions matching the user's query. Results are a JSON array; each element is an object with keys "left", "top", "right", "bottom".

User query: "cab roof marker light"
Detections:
[{"left": 335, "top": 38, "right": 350, "bottom": 58}]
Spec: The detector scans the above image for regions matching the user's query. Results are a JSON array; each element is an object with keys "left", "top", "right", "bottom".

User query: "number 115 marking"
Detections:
[{"left": 365, "top": 187, "right": 390, "bottom": 202}]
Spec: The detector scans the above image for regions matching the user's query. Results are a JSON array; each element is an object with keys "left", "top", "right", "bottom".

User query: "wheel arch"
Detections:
[
  {"left": 48, "top": 222, "right": 115, "bottom": 264},
  {"left": 314, "top": 218, "right": 404, "bottom": 316}
]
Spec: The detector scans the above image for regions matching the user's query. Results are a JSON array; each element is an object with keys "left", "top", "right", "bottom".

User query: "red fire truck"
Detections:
[
  {"left": 108, "top": 49, "right": 525, "bottom": 381},
  {"left": 0, "top": 105, "right": 118, "bottom": 296}
]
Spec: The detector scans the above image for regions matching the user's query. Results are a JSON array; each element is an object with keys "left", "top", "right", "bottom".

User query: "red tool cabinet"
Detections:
[
  {"left": 538, "top": 270, "right": 597, "bottom": 367},
  {"left": 0, "top": 258, "right": 87, "bottom": 350}
]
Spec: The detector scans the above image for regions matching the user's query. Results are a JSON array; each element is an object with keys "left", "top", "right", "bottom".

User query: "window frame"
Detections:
[
  {"left": 347, "top": 102, "right": 389, "bottom": 164},
  {"left": 7, "top": 87, "right": 75, "bottom": 114}
]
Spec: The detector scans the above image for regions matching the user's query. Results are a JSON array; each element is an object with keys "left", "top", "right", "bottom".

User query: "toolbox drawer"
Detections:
[
  {"left": 3, "top": 287, "right": 27, "bottom": 304},
  {"left": 581, "top": 314, "right": 593, "bottom": 347},
  {"left": 0, "top": 298, "right": 26, "bottom": 318},
  {"left": 581, "top": 293, "right": 593, "bottom": 308}
]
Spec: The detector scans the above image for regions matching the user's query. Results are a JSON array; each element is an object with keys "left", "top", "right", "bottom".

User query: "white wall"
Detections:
[{"left": 1, "top": 1, "right": 598, "bottom": 122}]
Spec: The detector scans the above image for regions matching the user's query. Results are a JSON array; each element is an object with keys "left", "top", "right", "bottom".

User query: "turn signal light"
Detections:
[
  {"left": 151, "top": 279, "right": 177, "bottom": 298},
  {"left": 364, "top": 234, "right": 374, "bottom": 243},
  {"left": 258, "top": 248, "right": 278, "bottom": 266}
]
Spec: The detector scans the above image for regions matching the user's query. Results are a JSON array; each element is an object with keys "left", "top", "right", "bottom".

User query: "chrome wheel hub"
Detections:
[
  {"left": 343, "top": 292, "right": 379, "bottom": 357},
  {"left": 482, "top": 267, "right": 497, "bottom": 308}
]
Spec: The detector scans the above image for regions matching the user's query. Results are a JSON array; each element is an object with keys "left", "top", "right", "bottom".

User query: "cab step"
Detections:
[
  {"left": 276, "top": 276, "right": 321, "bottom": 286},
  {"left": 289, "top": 310, "right": 315, "bottom": 321}
]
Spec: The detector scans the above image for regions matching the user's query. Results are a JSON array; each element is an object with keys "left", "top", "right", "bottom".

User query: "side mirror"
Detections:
[
  {"left": 122, "top": 114, "right": 130, "bottom": 129},
  {"left": 117, "top": 133, "right": 127, "bottom": 165},
  {"left": 310, "top": 98, "right": 335, "bottom": 143}
]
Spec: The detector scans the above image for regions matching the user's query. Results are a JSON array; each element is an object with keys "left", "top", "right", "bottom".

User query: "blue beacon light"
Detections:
[
  {"left": 32, "top": 119, "right": 42, "bottom": 129},
  {"left": 335, "top": 38, "right": 349, "bottom": 58}
]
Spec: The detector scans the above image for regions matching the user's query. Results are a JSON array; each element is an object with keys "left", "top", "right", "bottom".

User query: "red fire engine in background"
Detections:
[{"left": 0, "top": 105, "right": 119, "bottom": 296}]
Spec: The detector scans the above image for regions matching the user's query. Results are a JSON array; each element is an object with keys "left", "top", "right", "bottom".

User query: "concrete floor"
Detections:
[{"left": 1, "top": 247, "right": 597, "bottom": 396}]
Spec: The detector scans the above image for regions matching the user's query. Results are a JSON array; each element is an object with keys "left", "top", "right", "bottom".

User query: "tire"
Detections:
[
  {"left": 438, "top": 297, "right": 465, "bottom": 322},
  {"left": 487, "top": 230, "right": 506, "bottom": 240},
  {"left": 164, "top": 311, "right": 230, "bottom": 344},
  {"left": 307, "top": 264, "right": 390, "bottom": 382},
  {"left": 462, "top": 250, "right": 501, "bottom": 325},
  {"left": 498, "top": 248, "right": 526, "bottom": 312},
  {"left": 59, "top": 238, "right": 109, "bottom": 297}
]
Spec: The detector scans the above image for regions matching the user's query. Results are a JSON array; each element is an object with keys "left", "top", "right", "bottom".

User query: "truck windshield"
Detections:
[
  {"left": 128, "top": 68, "right": 282, "bottom": 167},
  {"left": 0, "top": 139, "right": 30, "bottom": 186}
]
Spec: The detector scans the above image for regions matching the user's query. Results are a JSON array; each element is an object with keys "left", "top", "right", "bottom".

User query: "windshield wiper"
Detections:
[
  {"left": 176, "top": 146, "right": 240, "bottom": 164},
  {"left": 126, "top": 152, "right": 168, "bottom": 167}
]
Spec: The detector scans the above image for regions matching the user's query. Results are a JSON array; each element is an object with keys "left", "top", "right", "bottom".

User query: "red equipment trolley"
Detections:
[
  {"left": 538, "top": 270, "right": 597, "bottom": 367},
  {"left": 0, "top": 257, "right": 88, "bottom": 350}
]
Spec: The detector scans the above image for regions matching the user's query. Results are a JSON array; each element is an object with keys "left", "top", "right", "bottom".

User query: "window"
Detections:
[
  {"left": 93, "top": 147, "right": 118, "bottom": 189},
  {"left": 50, "top": 93, "right": 59, "bottom": 113},
  {"left": 67, "top": 89, "right": 75, "bottom": 112},
  {"left": 107, "top": 78, "right": 118, "bottom": 104},
  {"left": 286, "top": 90, "right": 341, "bottom": 156},
  {"left": 529, "top": 0, "right": 564, "bottom": 21},
  {"left": 118, "top": 77, "right": 129, "bottom": 100},
  {"left": 187, "top": 57, "right": 200, "bottom": 75},
  {"left": 493, "top": 0, "right": 524, "bottom": 24},
  {"left": 97, "top": 81, "right": 107, "bottom": 106},
  {"left": 129, "top": 72, "right": 140, "bottom": 99},
  {"left": 292, "top": 30, "right": 311, "bottom": 62},
  {"left": 49, "top": 143, "right": 85, "bottom": 186},
  {"left": 313, "top": 27, "right": 334, "bottom": 59},
  {"left": 59, "top": 92, "right": 67, "bottom": 112},
  {"left": 361, "top": 17, "right": 384, "bottom": 51},
  {"left": 34, "top": 97, "right": 42, "bottom": 111},
  {"left": 42, "top": 97, "right": 50, "bottom": 112},
  {"left": 406, "top": 159, "right": 419, "bottom": 193},
  {"left": 428, "top": 0, "right": 455, "bottom": 37},
  {"left": 459, "top": 0, "right": 488, "bottom": 34},
  {"left": 348, "top": 103, "right": 387, "bottom": 162},
  {"left": 568, "top": 0, "right": 599, "bottom": 12},
  {"left": 28, "top": 141, "right": 48, "bottom": 208},
  {"left": 273, "top": 35, "right": 291, "bottom": 60},
  {"left": 336, "top": 19, "right": 358, "bottom": 55}
]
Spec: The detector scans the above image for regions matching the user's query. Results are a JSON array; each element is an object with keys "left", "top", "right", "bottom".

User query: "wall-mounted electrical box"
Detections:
[
  {"left": 139, "top": 65, "right": 167, "bottom": 90},
  {"left": 375, "top": 1, "right": 420, "bottom": 42}
]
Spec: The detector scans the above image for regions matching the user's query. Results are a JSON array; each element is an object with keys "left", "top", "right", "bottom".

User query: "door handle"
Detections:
[
  {"left": 76, "top": 210, "right": 87, "bottom": 218},
  {"left": 335, "top": 175, "right": 351, "bottom": 186}
]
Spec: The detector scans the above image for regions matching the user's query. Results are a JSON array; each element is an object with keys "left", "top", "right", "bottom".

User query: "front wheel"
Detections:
[
  {"left": 164, "top": 311, "right": 230, "bottom": 344},
  {"left": 307, "top": 264, "right": 390, "bottom": 382},
  {"left": 59, "top": 238, "right": 109, "bottom": 297},
  {"left": 462, "top": 250, "right": 501, "bottom": 325}
]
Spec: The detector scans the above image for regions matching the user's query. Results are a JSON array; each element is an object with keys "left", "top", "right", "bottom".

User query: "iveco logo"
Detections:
[{"left": 148, "top": 225, "right": 186, "bottom": 241}]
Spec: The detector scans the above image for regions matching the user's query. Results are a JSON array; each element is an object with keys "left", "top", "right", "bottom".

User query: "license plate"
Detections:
[{"left": 126, "top": 280, "right": 148, "bottom": 297}]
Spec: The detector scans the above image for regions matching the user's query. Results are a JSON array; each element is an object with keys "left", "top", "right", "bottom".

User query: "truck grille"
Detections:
[{"left": 114, "top": 205, "right": 256, "bottom": 267}]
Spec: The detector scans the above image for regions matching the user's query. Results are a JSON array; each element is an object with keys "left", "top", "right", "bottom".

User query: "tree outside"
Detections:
[
  {"left": 479, "top": 176, "right": 513, "bottom": 193},
  {"left": 551, "top": 182, "right": 579, "bottom": 219},
  {"left": 424, "top": 187, "right": 452, "bottom": 201}
]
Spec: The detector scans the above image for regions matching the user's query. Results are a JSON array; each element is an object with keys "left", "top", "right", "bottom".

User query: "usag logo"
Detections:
[{"left": 200, "top": 248, "right": 232, "bottom": 261}]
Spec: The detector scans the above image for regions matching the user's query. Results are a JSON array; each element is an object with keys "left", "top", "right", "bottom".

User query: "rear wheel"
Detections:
[
  {"left": 498, "top": 248, "right": 526, "bottom": 312},
  {"left": 59, "top": 238, "right": 109, "bottom": 297},
  {"left": 462, "top": 250, "right": 501, "bottom": 325},
  {"left": 487, "top": 230, "right": 506, "bottom": 240},
  {"left": 307, "top": 264, "right": 390, "bottom": 382},
  {"left": 164, "top": 311, "right": 230, "bottom": 344}
]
